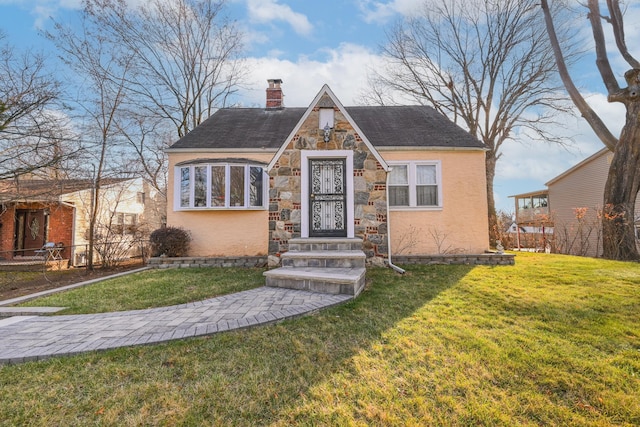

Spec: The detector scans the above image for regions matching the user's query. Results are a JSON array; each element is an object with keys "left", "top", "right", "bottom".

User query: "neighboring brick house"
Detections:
[
  {"left": 0, "top": 177, "right": 161, "bottom": 265},
  {"left": 166, "top": 80, "right": 490, "bottom": 267}
]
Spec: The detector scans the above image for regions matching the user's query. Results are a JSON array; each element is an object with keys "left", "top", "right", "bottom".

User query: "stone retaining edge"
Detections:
[{"left": 148, "top": 253, "right": 514, "bottom": 268}]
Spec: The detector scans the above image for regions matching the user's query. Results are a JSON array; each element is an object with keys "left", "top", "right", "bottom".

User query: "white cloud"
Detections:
[
  {"left": 246, "top": 0, "right": 313, "bottom": 36},
  {"left": 238, "top": 43, "right": 384, "bottom": 107},
  {"left": 358, "top": 0, "right": 431, "bottom": 23},
  {"left": 0, "top": 0, "right": 81, "bottom": 28}
]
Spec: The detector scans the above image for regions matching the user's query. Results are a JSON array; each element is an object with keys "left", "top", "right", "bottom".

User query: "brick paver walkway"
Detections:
[{"left": 0, "top": 287, "right": 351, "bottom": 365}]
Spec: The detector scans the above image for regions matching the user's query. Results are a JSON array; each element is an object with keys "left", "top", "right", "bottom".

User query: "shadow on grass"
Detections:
[{"left": 0, "top": 264, "right": 475, "bottom": 425}]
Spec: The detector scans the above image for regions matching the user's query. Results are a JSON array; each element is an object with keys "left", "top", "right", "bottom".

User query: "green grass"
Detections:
[
  {"left": 1, "top": 252, "right": 639, "bottom": 426},
  {"left": 18, "top": 268, "right": 265, "bottom": 314}
]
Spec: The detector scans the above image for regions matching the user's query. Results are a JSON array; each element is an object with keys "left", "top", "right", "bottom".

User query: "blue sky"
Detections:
[{"left": 1, "top": 0, "right": 636, "bottom": 212}]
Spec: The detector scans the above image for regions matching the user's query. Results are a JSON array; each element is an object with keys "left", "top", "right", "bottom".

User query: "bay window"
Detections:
[
  {"left": 389, "top": 161, "right": 441, "bottom": 208},
  {"left": 176, "top": 161, "right": 267, "bottom": 209}
]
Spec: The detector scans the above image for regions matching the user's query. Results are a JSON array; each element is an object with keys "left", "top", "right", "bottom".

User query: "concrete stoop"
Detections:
[{"left": 264, "top": 238, "right": 367, "bottom": 296}]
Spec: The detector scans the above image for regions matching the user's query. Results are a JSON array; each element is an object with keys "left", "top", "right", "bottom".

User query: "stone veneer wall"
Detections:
[
  {"left": 268, "top": 96, "right": 388, "bottom": 266},
  {"left": 148, "top": 256, "right": 268, "bottom": 268},
  {"left": 393, "top": 253, "right": 515, "bottom": 266},
  {"left": 146, "top": 254, "right": 513, "bottom": 269}
]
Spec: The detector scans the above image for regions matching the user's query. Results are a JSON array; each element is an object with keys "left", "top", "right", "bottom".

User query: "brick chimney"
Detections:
[{"left": 266, "top": 79, "right": 284, "bottom": 109}]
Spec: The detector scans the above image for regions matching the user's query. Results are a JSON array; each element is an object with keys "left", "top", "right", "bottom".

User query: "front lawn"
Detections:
[
  {"left": 18, "top": 267, "right": 265, "bottom": 314},
  {"left": 1, "top": 252, "right": 639, "bottom": 426}
]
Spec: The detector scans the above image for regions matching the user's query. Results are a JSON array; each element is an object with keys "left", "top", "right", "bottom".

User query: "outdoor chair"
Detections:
[{"left": 34, "top": 242, "right": 63, "bottom": 260}]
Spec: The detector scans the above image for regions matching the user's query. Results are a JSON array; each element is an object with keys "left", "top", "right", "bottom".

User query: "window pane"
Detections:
[
  {"left": 230, "top": 166, "right": 245, "bottom": 206},
  {"left": 319, "top": 108, "right": 334, "bottom": 129},
  {"left": 180, "top": 167, "right": 190, "bottom": 207},
  {"left": 416, "top": 165, "right": 436, "bottom": 184},
  {"left": 389, "top": 165, "right": 408, "bottom": 185},
  {"left": 249, "top": 166, "right": 263, "bottom": 207},
  {"left": 194, "top": 166, "right": 207, "bottom": 207},
  {"left": 211, "top": 165, "right": 226, "bottom": 206},
  {"left": 417, "top": 185, "right": 438, "bottom": 206},
  {"left": 389, "top": 186, "right": 409, "bottom": 206}
]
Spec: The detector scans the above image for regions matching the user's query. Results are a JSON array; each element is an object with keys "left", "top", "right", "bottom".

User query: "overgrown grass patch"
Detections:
[
  {"left": 1, "top": 253, "right": 639, "bottom": 425},
  {"left": 17, "top": 267, "right": 265, "bottom": 314}
]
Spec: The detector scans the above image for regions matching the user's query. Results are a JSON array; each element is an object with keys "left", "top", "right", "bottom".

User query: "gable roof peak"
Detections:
[{"left": 267, "top": 84, "right": 390, "bottom": 172}]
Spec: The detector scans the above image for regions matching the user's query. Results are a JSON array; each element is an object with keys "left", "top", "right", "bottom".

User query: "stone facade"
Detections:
[{"left": 268, "top": 95, "right": 389, "bottom": 265}]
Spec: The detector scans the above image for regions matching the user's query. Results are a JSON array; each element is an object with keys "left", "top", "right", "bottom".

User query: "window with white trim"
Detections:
[
  {"left": 176, "top": 163, "right": 266, "bottom": 209},
  {"left": 319, "top": 108, "right": 334, "bottom": 129},
  {"left": 389, "top": 162, "right": 441, "bottom": 208}
]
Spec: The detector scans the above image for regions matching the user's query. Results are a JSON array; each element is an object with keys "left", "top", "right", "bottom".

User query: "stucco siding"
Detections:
[
  {"left": 382, "top": 149, "right": 489, "bottom": 255},
  {"left": 167, "top": 152, "right": 274, "bottom": 257}
]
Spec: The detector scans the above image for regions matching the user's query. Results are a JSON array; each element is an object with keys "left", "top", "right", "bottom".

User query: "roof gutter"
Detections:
[{"left": 385, "top": 168, "right": 405, "bottom": 275}]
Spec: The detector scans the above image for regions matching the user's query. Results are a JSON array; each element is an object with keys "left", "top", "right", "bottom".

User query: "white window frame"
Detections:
[
  {"left": 174, "top": 163, "right": 267, "bottom": 210},
  {"left": 319, "top": 108, "right": 334, "bottom": 129},
  {"left": 388, "top": 161, "right": 443, "bottom": 210}
]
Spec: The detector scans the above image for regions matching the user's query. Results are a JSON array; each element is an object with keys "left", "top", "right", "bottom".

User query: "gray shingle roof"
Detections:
[
  {"left": 169, "top": 108, "right": 306, "bottom": 150},
  {"left": 167, "top": 105, "right": 485, "bottom": 151},
  {"left": 346, "top": 106, "right": 484, "bottom": 149}
]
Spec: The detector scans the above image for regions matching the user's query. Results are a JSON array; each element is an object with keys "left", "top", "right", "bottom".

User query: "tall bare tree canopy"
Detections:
[
  {"left": 0, "top": 33, "right": 74, "bottom": 181},
  {"left": 44, "top": 0, "right": 246, "bottom": 267},
  {"left": 541, "top": 0, "right": 640, "bottom": 260},
  {"left": 73, "top": 0, "right": 246, "bottom": 138},
  {"left": 45, "top": 0, "right": 246, "bottom": 193},
  {"left": 364, "top": 0, "right": 572, "bottom": 243}
]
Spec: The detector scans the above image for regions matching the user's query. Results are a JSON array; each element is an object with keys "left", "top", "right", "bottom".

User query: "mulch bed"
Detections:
[{"left": 0, "top": 262, "right": 145, "bottom": 302}]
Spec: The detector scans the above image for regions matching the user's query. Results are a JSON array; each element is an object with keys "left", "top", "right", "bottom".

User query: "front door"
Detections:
[
  {"left": 309, "top": 158, "right": 347, "bottom": 237},
  {"left": 15, "top": 210, "right": 46, "bottom": 256}
]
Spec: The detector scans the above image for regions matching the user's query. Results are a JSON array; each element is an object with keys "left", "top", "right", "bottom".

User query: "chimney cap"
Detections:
[{"left": 266, "top": 79, "right": 284, "bottom": 109}]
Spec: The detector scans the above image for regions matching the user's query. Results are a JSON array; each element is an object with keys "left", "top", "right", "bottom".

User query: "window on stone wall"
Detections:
[
  {"left": 176, "top": 162, "right": 267, "bottom": 210},
  {"left": 389, "top": 161, "right": 442, "bottom": 208},
  {"left": 319, "top": 108, "right": 334, "bottom": 129}
]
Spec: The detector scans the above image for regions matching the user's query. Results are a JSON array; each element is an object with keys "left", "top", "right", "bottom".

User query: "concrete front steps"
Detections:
[{"left": 264, "top": 238, "right": 366, "bottom": 296}]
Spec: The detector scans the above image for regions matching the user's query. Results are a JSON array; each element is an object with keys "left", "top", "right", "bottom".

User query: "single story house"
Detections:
[{"left": 166, "top": 80, "right": 490, "bottom": 273}]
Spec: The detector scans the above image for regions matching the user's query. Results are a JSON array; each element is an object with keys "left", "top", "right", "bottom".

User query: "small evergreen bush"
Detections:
[{"left": 149, "top": 226, "right": 191, "bottom": 257}]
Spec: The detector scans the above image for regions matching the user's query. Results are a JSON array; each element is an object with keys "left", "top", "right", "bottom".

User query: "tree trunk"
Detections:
[
  {"left": 602, "top": 96, "right": 640, "bottom": 260},
  {"left": 485, "top": 150, "right": 498, "bottom": 247}
]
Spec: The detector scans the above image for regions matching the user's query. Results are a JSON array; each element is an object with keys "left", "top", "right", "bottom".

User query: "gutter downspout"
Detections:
[{"left": 385, "top": 168, "right": 405, "bottom": 274}]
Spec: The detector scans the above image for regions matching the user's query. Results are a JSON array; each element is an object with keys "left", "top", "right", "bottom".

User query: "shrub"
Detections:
[{"left": 149, "top": 226, "right": 191, "bottom": 257}]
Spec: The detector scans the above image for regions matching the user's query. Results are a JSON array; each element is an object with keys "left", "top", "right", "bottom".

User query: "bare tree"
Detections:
[
  {"left": 47, "top": 0, "right": 245, "bottom": 209},
  {"left": 47, "top": 19, "right": 132, "bottom": 269},
  {"left": 541, "top": 0, "right": 640, "bottom": 260},
  {"left": 0, "top": 33, "right": 76, "bottom": 181},
  {"left": 363, "top": 0, "right": 574, "bottom": 245},
  {"left": 45, "top": 0, "right": 245, "bottom": 265},
  {"left": 83, "top": 0, "right": 246, "bottom": 137}
]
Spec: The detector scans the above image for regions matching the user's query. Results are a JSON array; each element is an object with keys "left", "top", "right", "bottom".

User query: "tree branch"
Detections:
[
  {"left": 606, "top": 0, "right": 640, "bottom": 69},
  {"left": 540, "top": 0, "right": 618, "bottom": 150}
]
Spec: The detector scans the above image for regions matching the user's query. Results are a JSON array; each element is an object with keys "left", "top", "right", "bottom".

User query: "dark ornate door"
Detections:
[
  {"left": 309, "top": 158, "right": 347, "bottom": 237},
  {"left": 16, "top": 210, "right": 46, "bottom": 256}
]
